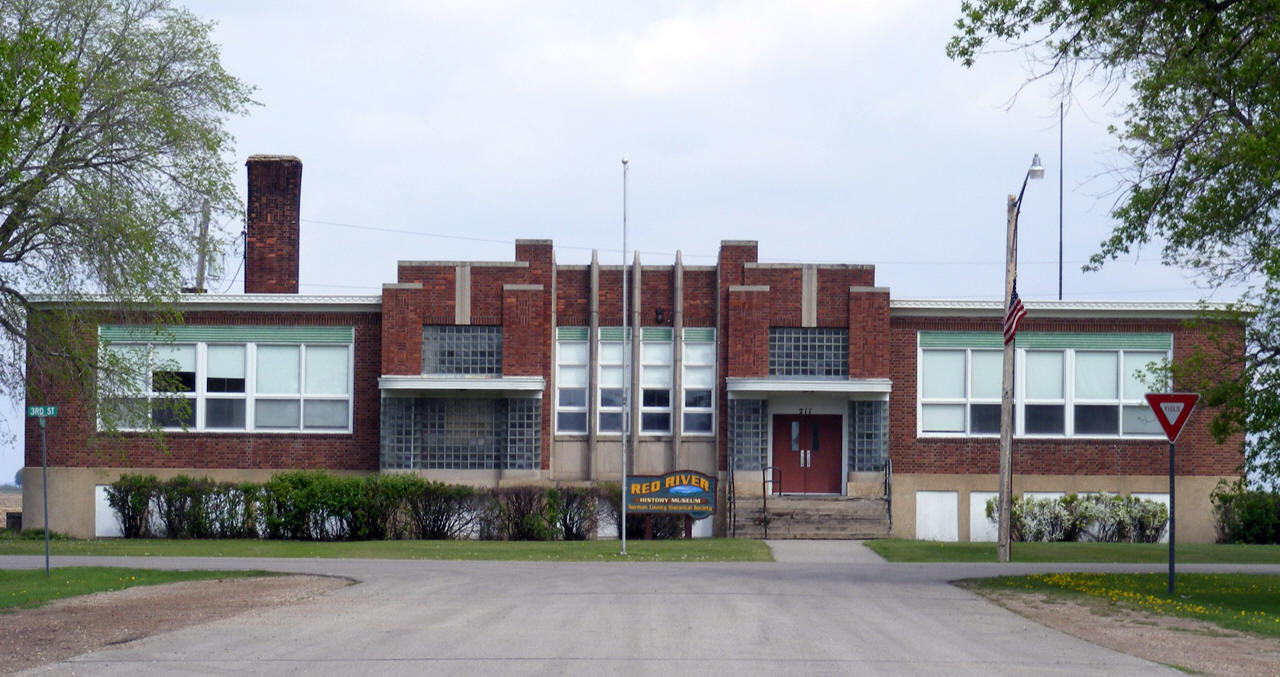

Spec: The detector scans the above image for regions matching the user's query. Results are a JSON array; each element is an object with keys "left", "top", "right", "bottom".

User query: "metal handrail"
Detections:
[
  {"left": 761, "top": 465, "right": 781, "bottom": 540},
  {"left": 883, "top": 457, "right": 893, "bottom": 533}
]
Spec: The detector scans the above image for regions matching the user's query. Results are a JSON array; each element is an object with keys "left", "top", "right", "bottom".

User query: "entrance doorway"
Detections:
[{"left": 771, "top": 414, "right": 843, "bottom": 494}]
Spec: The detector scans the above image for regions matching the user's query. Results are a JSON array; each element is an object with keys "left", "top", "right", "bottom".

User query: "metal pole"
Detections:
[
  {"left": 620, "top": 158, "right": 629, "bottom": 557},
  {"left": 41, "top": 417, "right": 49, "bottom": 576},
  {"left": 998, "top": 195, "right": 1017, "bottom": 563},
  {"left": 1058, "top": 101, "right": 1064, "bottom": 301},
  {"left": 1169, "top": 441, "right": 1176, "bottom": 594}
]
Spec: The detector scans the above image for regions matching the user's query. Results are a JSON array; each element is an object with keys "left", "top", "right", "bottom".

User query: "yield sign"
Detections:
[{"left": 1145, "top": 393, "right": 1200, "bottom": 442}]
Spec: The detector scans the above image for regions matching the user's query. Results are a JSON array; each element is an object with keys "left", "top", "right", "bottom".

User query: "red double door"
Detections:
[{"left": 771, "top": 414, "right": 843, "bottom": 494}]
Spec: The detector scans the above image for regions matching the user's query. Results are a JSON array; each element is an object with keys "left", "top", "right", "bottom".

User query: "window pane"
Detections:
[
  {"left": 1075, "top": 351, "right": 1118, "bottom": 399},
  {"left": 1123, "top": 405, "right": 1163, "bottom": 434},
  {"left": 600, "top": 343, "right": 624, "bottom": 363},
  {"left": 305, "top": 346, "right": 349, "bottom": 395},
  {"left": 559, "top": 342, "right": 588, "bottom": 364},
  {"left": 921, "top": 404, "right": 964, "bottom": 432},
  {"left": 642, "top": 389, "right": 670, "bottom": 407},
  {"left": 255, "top": 399, "right": 300, "bottom": 428},
  {"left": 684, "top": 412, "right": 713, "bottom": 433},
  {"left": 922, "top": 351, "right": 964, "bottom": 398},
  {"left": 152, "top": 398, "right": 195, "bottom": 428},
  {"left": 1025, "top": 404, "right": 1065, "bottom": 434},
  {"left": 103, "top": 344, "right": 149, "bottom": 394},
  {"left": 1074, "top": 404, "right": 1119, "bottom": 434},
  {"left": 600, "top": 388, "right": 624, "bottom": 407},
  {"left": 207, "top": 345, "right": 245, "bottom": 393},
  {"left": 642, "top": 342, "right": 671, "bottom": 363},
  {"left": 684, "top": 343, "right": 714, "bottom": 365},
  {"left": 685, "top": 365, "right": 714, "bottom": 389},
  {"left": 257, "top": 346, "right": 300, "bottom": 394},
  {"left": 558, "top": 411, "right": 587, "bottom": 433},
  {"left": 642, "top": 365, "right": 671, "bottom": 387},
  {"left": 684, "top": 389, "right": 712, "bottom": 408},
  {"left": 558, "top": 365, "right": 587, "bottom": 387},
  {"left": 599, "top": 412, "right": 622, "bottom": 432},
  {"left": 970, "top": 351, "right": 1002, "bottom": 399},
  {"left": 1024, "top": 352, "right": 1064, "bottom": 399},
  {"left": 600, "top": 366, "right": 623, "bottom": 388},
  {"left": 970, "top": 404, "right": 1001, "bottom": 434},
  {"left": 207, "top": 345, "right": 245, "bottom": 378},
  {"left": 206, "top": 399, "right": 246, "bottom": 429},
  {"left": 303, "top": 400, "right": 348, "bottom": 429},
  {"left": 641, "top": 412, "right": 670, "bottom": 432},
  {"left": 1124, "top": 351, "right": 1168, "bottom": 399},
  {"left": 101, "top": 397, "right": 149, "bottom": 428},
  {"left": 559, "top": 387, "right": 586, "bottom": 407},
  {"left": 152, "top": 344, "right": 196, "bottom": 393}
]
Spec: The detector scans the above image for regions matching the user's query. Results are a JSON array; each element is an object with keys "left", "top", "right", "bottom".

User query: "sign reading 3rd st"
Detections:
[{"left": 26, "top": 405, "right": 58, "bottom": 418}]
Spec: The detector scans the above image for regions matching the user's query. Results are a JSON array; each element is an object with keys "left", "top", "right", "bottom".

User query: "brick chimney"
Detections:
[{"left": 245, "top": 155, "right": 302, "bottom": 294}]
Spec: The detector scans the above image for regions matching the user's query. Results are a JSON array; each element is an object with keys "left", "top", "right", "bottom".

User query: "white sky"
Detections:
[{"left": 1, "top": 1, "right": 1244, "bottom": 484}]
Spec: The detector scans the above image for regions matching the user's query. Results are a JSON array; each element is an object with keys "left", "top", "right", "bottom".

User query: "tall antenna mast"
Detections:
[{"left": 195, "top": 198, "right": 211, "bottom": 293}]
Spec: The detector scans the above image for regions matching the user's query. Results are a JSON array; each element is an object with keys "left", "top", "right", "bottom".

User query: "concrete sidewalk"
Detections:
[{"left": 765, "top": 539, "right": 886, "bottom": 563}]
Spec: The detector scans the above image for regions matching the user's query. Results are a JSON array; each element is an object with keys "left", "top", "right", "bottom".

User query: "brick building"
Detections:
[{"left": 24, "top": 155, "right": 1243, "bottom": 541}]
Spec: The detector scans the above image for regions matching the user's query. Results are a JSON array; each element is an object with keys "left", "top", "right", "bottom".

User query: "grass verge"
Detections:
[
  {"left": 964, "top": 572, "right": 1280, "bottom": 637},
  {"left": 0, "top": 567, "right": 275, "bottom": 611},
  {"left": 866, "top": 539, "right": 1280, "bottom": 563},
  {"left": 0, "top": 534, "right": 771, "bottom": 562}
]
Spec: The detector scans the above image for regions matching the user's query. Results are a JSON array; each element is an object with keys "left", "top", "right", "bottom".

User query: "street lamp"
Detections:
[{"left": 998, "top": 153, "right": 1043, "bottom": 563}]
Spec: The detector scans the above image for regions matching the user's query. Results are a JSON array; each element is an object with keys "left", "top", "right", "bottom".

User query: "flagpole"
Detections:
[{"left": 998, "top": 155, "right": 1043, "bottom": 563}]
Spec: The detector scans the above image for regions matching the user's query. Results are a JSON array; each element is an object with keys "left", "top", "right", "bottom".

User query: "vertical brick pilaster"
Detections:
[{"left": 848, "top": 286, "right": 890, "bottom": 378}]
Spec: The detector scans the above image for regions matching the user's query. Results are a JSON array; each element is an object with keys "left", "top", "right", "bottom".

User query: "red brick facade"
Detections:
[{"left": 245, "top": 156, "right": 301, "bottom": 294}]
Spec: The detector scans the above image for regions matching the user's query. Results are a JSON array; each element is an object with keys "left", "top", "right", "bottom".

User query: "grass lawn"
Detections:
[
  {"left": 866, "top": 539, "right": 1280, "bottom": 563},
  {"left": 0, "top": 533, "right": 772, "bottom": 562},
  {"left": 0, "top": 567, "right": 275, "bottom": 611},
  {"left": 966, "top": 572, "right": 1280, "bottom": 637}
]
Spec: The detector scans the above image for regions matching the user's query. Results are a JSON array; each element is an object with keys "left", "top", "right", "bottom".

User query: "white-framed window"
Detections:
[
  {"left": 598, "top": 333, "right": 627, "bottom": 433},
  {"left": 100, "top": 341, "right": 352, "bottom": 433},
  {"left": 919, "top": 349, "right": 1001, "bottom": 435},
  {"left": 918, "top": 339, "right": 1168, "bottom": 438},
  {"left": 639, "top": 333, "right": 672, "bottom": 433},
  {"left": 555, "top": 330, "right": 588, "bottom": 434},
  {"left": 681, "top": 329, "right": 716, "bottom": 435}
]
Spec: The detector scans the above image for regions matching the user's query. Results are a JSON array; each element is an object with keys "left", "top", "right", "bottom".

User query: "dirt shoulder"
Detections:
[
  {"left": 963, "top": 583, "right": 1280, "bottom": 676},
  {"left": 0, "top": 574, "right": 350, "bottom": 674}
]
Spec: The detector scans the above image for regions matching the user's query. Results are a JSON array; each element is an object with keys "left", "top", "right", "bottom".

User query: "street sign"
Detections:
[
  {"left": 1144, "top": 393, "right": 1199, "bottom": 442},
  {"left": 26, "top": 405, "right": 57, "bottom": 418}
]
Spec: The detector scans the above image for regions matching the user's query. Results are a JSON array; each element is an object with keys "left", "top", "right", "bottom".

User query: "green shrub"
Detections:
[
  {"left": 557, "top": 486, "right": 598, "bottom": 541},
  {"left": 154, "top": 475, "right": 216, "bottom": 538},
  {"left": 1212, "top": 480, "right": 1280, "bottom": 544},
  {"left": 481, "top": 486, "right": 562, "bottom": 541},
  {"left": 986, "top": 492, "right": 1168, "bottom": 543},
  {"left": 404, "top": 479, "right": 479, "bottom": 539},
  {"left": 105, "top": 474, "right": 158, "bottom": 538}
]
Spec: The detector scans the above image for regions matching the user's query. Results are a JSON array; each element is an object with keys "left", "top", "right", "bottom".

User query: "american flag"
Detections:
[{"left": 1003, "top": 281, "right": 1027, "bottom": 345}]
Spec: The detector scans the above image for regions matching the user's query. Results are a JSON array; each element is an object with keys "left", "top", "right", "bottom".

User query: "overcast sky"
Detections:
[{"left": 2, "top": 1, "right": 1245, "bottom": 483}]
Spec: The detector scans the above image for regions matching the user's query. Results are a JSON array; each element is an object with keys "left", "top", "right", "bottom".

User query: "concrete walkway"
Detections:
[{"left": 8, "top": 551, "right": 1275, "bottom": 676}]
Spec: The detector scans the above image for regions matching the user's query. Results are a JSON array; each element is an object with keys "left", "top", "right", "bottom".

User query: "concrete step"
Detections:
[{"left": 731, "top": 496, "right": 890, "bottom": 540}]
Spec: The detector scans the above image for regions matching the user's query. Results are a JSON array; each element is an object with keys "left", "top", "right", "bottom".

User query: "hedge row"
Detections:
[
  {"left": 1212, "top": 481, "right": 1280, "bottom": 544},
  {"left": 105, "top": 472, "right": 609, "bottom": 541},
  {"left": 986, "top": 492, "right": 1169, "bottom": 543}
]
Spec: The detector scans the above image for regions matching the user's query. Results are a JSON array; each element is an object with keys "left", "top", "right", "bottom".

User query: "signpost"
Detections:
[
  {"left": 27, "top": 405, "right": 57, "bottom": 577},
  {"left": 1145, "top": 392, "right": 1199, "bottom": 595},
  {"left": 626, "top": 471, "right": 717, "bottom": 538}
]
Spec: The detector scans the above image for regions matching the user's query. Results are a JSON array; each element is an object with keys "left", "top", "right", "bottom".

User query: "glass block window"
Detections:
[
  {"left": 378, "top": 397, "right": 541, "bottom": 470},
  {"left": 555, "top": 329, "right": 588, "bottom": 434},
  {"left": 729, "top": 399, "right": 768, "bottom": 471},
  {"left": 100, "top": 340, "right": 351, "bottom": 433},
  {"left": 849, "top": 400, "right": 888, "bottom": 472},
  {"left": 768, "top": 328, "right": 848, "bottom": 377},
  {"left": 422, "top": 326, "right": 503, "bottom": 375},
  {"left": 682, "top": 329, "right": 716, "bottom": 435},
  {"left": 640, "top": 329, "right": 672, "bottom": 433}
]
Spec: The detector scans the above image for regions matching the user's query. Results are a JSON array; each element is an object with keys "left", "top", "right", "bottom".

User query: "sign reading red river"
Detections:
[{"left": 626, "top": 471, "right": 717, "bottom": 520}]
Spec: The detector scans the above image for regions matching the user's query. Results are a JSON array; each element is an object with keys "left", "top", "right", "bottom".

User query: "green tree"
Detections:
[
  {"left": 2, "top": 0, "right": 253, "bottom": 429},
  {"left": 947, "top": 1, "right": 1276, "bottom": 480}
]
